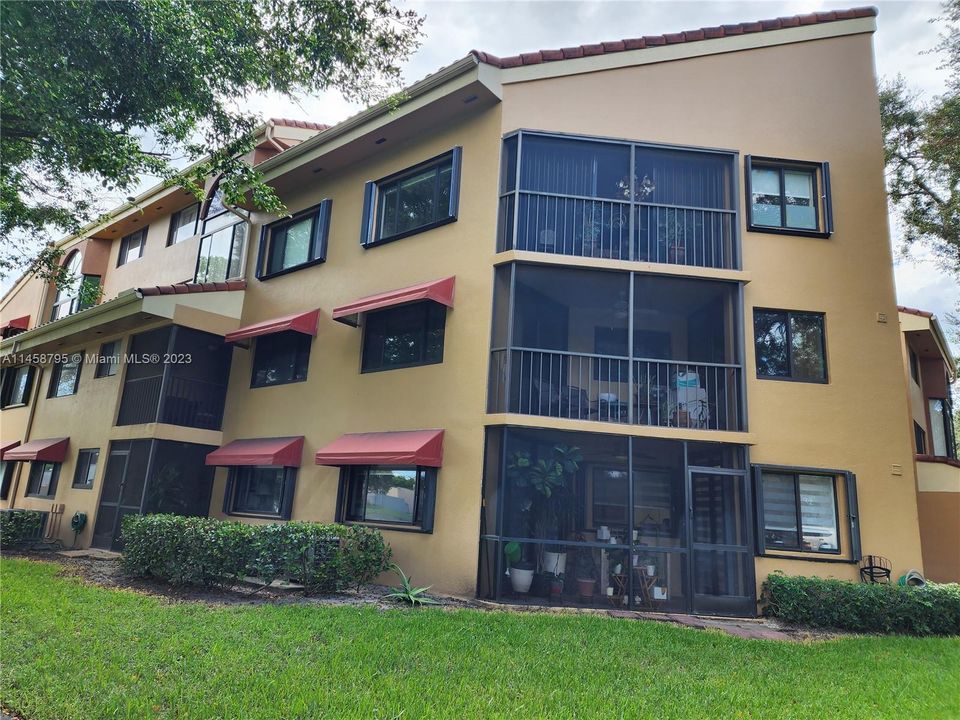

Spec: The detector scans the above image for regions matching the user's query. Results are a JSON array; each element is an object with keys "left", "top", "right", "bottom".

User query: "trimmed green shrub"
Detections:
[
  {"left": 761, "top": 572, "right": 960, "bottom": 636},
  {"left": 121, "top": 514, "right": 392, "bottom": 592},
  {"left": 0, "top": 510, "right": 44, "bottom": 548}
]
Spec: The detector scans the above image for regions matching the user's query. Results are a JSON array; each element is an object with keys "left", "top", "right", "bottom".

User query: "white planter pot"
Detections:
[
  {"left": 541, "top": 551, "right": 567, "bottom": 576},
  {"left": 510, "top": 566, "right": 534, "bottom": 594}
]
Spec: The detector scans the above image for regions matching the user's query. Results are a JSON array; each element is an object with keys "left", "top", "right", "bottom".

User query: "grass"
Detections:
[{"left": 2, "top": 558, "right": 959, "bottom": 720}]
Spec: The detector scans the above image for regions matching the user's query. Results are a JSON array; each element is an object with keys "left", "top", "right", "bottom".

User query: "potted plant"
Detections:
[
  {"left": 573, "top": 546, "right": 597, "bottom": 601},
  {"left": 507, "top": 445, "right": 582, "bottom": 580},
  {"left": 504, "top": 541, "right": 534, "bottom": 594}
]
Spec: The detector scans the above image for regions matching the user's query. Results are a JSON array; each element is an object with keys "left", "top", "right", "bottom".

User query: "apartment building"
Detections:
[
  {"left": 899, "top": 306, "right": 959, "bottom": 582},
  {"left": 0, "top": 7, "right": 928, "bottom": 616}
]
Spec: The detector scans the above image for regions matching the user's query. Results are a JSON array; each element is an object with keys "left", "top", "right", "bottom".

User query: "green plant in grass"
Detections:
[{"left": 384, "top": 563, "right": 439, "bottom": 606}]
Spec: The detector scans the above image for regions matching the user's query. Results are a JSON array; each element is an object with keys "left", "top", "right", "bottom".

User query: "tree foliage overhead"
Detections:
[
  {"left": 0, "top": 0, "right": 423, "bottom": 282},
  {"left": 879, "top": 0, "right": 960, "bottom": 277}
]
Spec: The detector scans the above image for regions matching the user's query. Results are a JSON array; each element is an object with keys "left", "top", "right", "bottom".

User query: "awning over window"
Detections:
[
  {"left": 224, "top": 308, "right": 321, "bottom": 344},
  {"left": 4, "top": 437, "right": 69, "bottom": 462},
  {"left": 0, "top": 440, "right": 21, "bottom": 460},
  {"left": 1, "top": 315, "right": 30, "bottom": 338},
  {"left": 315, "top": 429, "right": 444, "bottom": 467},
  {"left": 206, "top": 436, "right": 305, "bottom": 467},
  {"left": 332, "top": 277, "right": 455, "bottom": 327}
]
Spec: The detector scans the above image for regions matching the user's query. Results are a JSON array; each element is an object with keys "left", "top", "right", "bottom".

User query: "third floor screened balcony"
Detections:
[
  {"left": 489, "top": 264, "right": 745, "bottom": 432},
  {"left": 497, "top": 131, "right": 739, "bottom": 270}
]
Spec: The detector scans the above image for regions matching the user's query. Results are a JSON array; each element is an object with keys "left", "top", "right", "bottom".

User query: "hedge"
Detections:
[
  {"left": 761, "top": 572, "right": 960, "bottom": 636},
  {"left": 121, "top": 514, "right": 392, "bottom": 593},
  {"left": 0, "top": 510, "right": 44, "bottom": 548}
]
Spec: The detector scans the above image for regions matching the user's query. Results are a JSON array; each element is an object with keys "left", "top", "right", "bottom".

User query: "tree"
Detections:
[
  {"left": 0, "top": 0, "right": 422, "bottom": 287},
  {"left": 879, "top": 0, "right": 960, "bottom": 277}
]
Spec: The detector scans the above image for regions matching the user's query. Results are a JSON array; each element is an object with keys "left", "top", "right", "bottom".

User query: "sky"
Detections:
[{"left": 6, "top": 0, "right": 958, "bottom": 345}]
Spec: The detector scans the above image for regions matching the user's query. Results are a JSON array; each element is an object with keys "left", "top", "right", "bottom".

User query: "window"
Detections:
[
  {"left": 72, "top": 449, "right": 99, "bottom": 488},
  {"left": 195, "top": 221, "right": 246, "bottom": 283},
  {"left": 251, "top": 331, "right": 311, "bottom": 387},
  {"left": 340, "top": 465, "right": 436, "bottom": 531},
  {"left": 95, "top": 340, "right": 120, "bottom": 378},
  {"left": 167, "top": 203, "right": 199, "bottom": 245},
  {"left": 26, "top": 461, "right": 60, "bottom": 498},
  {"left": 48, "top": 351, "right": 83, "bottom": 397},
  {"left": 118, "top": 228, "right": 146, "bottom": 266},
  {"left": 909, "top": 348, "right": 921, "bottom": 384},
  {"left": 361, "top": 148, "right": 461, "bottom": 246},
  {"left": 0, "top": 460, "right": 15, "bottom": 500},
  {"left": 361, "top": 302, "right": 446, "bottom": 372},
  {"left": 1, "top": 365, "right": 34, "bottom": 407},
  {"left": 51, "top": 251, "right": 82, "bottom": 320},
  {"left": 929, "top": 398, "right": 953, "bottom": 457},
  {"left": 225, "top": 466, "right": 296, "bottom": 518},
  {"left": 759, "top": 470, "right": 839, "bottom": 553},
  {"left": 754, "top": 309, "right": 827, "bottom": 382},
  {"left": 915, "top": 422, "right": 927, "bottom": 454},
  {"left": 257, "top": 200, "right": 332, "bottom": 278},
  {"left": 745, "top": 156, "right": 832, "bottom": 237}
]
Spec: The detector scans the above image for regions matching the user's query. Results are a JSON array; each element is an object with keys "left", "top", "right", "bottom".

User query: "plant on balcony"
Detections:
[
  {"left": 507, "top": 445, "right": 582, "bottom": 574},
  {"left": 572, "top": 544, "right": 597, "bottom": 601}
]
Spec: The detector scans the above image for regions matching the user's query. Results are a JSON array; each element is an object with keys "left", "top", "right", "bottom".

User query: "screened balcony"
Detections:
[
  {"left": 489, "top": 264, "right": 744, "bottom": 432},
  {"left": 497, "top": 131, "right": 738, "bottom": 269},
  {"left": 116, "top": 325, "right": 232, "bottom": 430}
]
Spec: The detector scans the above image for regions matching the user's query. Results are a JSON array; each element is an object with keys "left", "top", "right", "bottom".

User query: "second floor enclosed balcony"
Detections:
[
  {"left": 497, "top": 131, "right": 739, "bottom": 270},
  {"left": 489, "top": 264, "right": 745, "bottom": 432},
  {"left": 117, "top": 325, "right": 232, "bottom": 430}
]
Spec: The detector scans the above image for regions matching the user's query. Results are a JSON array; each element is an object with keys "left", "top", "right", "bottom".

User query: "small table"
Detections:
[{"left": 610, "top": 571, "right": 660, "bottom": 609}]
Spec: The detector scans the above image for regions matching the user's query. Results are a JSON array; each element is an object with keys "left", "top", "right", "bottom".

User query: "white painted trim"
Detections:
[{"left": 498, "top": 17, "right": 877, "bottom": 85}]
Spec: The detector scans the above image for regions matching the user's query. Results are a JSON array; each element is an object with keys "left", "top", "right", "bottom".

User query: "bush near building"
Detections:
[
  {"left": 762, "top": 573, "right": 960, "bottom": 636},
  {"left": 121, "top": 514, "right": 391, "bottom": 592},
  {"left": 0, "top": 509, "right": 44, "bottom": 548}
]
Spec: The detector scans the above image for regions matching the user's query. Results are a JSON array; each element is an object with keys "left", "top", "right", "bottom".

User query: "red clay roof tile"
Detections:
[
  {"left": 470, "top": 7, "right": 876, "bottom": 69},
  {"left": 138, "top": 280, "right": 246, "bottom": 297}
]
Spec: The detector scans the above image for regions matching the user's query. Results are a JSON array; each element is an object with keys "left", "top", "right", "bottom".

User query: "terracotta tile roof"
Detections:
[
  {"left": 138, "top": 280, "right": 247, "bottom": 297},
  {"left": 898, "top": 305, "right": 935, "bottom": 319},
  {"left": 270, "top": 118, "right": 330, "bottom": 132},
  {"left": 471, "top": 7, "right": 877, "bottom": 68}
]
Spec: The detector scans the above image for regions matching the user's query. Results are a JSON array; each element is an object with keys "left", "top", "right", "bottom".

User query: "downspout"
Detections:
[{"left": 264, "top": 121, "right": 286, "bottom": 154}]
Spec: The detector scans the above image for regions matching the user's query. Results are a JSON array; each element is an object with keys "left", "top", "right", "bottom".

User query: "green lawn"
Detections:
[{"left": 2, "top": 558, "right": 959, "bottom": 720}]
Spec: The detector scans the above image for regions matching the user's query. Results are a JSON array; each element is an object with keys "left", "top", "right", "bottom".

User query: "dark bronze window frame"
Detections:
[
  {"left": 249, "top": 331, "right": 312, "bottom": 389},
  {"left": 752, "top": 464, "right": 860, "bottom": 564},
  {"left": 72, "top": 448, "right": 100, "bottom": 489},
  {"left": 222, "top": 465, "right": 297, "bottom": 520},
  {"left": 26, "top": 460, "right": 61, "bottom": 499},
  {"left": 118, "top": 228, "right": 147, "bottom": 266},
  {"left": 256, "top": 199, "right": 332, "bottom": 280},
  {"left": 1, "top": 365, "right": 35, "bottom": 408},
  {"left": 744, "top": 155, "right": 833, "bottom": 239},
  {"left": 167, "top": 203, "right": 200, "bottom": 246},
  {"left": 360, "top": 147, "right": 462, "bottom": 248},
  {"left": 336, "top": 465, "right": 437, "bottom": 533},
  {"left": 48, "top": 350, "right": 84, "bottom": 398},
  {"left": 359, "top": 301, "right": 447, "bottom": 374},
  {"left": 753, "top": 307, "right": 828, "bottom": 384}
]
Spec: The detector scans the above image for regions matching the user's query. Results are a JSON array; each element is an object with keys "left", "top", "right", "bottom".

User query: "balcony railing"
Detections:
[
  {"left": 116, "top": 375, "right": 226, "bottom": 429},
  {"left": 490, "top": 348, "right": 743, "bottom": 432},
  {"left": 499, "top": 190, "right": 737, "bottom": 269}
]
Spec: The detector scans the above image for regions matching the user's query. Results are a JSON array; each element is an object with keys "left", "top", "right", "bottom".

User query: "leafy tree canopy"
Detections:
[
  {"left": 880, "top": 0, "right": 960, "bottom": 277},
  {"left": 0, "top": 0, "right": 422, "bottom": 286}
]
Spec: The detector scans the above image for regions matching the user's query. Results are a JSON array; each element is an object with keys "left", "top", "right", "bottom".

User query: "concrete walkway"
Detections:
[
  {"left": 57, "top": 548, "right": 121, "bottom": 560},
  {"left": 609, "top": 610, "right": 797, "bottom": 641}
]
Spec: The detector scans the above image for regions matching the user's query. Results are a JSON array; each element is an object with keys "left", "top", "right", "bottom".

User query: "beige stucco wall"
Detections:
[
  {"left": 497, "top": 30, "right": 925, "bottom": 585},
  {"left": 208, "top": 107, "right": 503, "bottom": 595}
]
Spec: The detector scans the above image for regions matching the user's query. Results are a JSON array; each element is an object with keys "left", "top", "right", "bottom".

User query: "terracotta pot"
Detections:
[{"left": 576, "top": 578, "right": 595, "bottom": 599}]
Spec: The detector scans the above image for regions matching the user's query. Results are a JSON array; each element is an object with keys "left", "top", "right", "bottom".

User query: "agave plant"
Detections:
[{"left": 384, "top": 563, "right": 439, "bottom": 607}]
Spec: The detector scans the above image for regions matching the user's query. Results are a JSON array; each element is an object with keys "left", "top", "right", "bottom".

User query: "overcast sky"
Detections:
[{"left": 8, "top": 1, "right": 958, "bottom": 344}]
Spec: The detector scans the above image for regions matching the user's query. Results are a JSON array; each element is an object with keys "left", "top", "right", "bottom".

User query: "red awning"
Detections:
[
  {"left": 315, "top": 430, "right": 444, "bottom": 467},
  {"left": 0, "top": 315, "right": 29, "bottom": 337},
  {"left": 0, "top": 440, "right": 21, "bottom": 460},
  {"left": 4, "top": 437, "right": 69, "bottom": 462},
  {"left": 206, "top": 436, "right": 305, "bottom": 467},
  {"left": 225, "top": 309, "right": 320, "bottom": 344},
  {"left": 332, "top": 277, "right": 455, "bottom": 326}
]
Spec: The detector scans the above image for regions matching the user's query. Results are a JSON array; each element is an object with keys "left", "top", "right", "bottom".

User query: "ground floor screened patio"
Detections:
[{"left": 479, "top": 427, "right": 755, "bottom": 616}]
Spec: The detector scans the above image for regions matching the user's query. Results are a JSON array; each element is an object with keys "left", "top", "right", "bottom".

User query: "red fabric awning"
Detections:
[
  {"left": 225, "top": 309, "right": 320, "bottom": 344},
  {"left": 0, "top": 440, "right": 21, "bottom": 460},
  {"left": 332, "top": 277, "right": 455, "bottom": 326},
  {"left": 4, "top": 437, "right": 69, "bottom": 462},
  {"left": 315, "top": 430, "right": 444, "bottom": 467},
  {"left": 0, "top": 315, "right": 29, "bottom": 337},
  {"left": 206, "top": 436, "right": 305, "bottom": 467}
]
